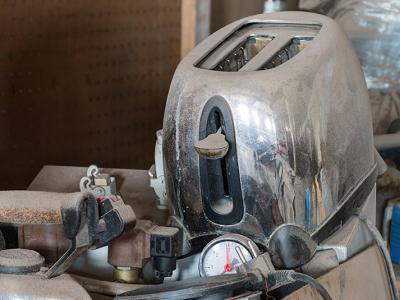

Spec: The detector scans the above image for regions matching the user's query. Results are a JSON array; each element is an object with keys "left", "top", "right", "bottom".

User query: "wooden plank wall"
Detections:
[{"left": 0, "top": 0, "right": 188, "bottom": 189}]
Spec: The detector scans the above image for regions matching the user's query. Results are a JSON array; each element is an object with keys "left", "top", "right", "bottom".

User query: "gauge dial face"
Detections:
[{"left": 199, "top": 237, "right": 255, "bottom": 277}]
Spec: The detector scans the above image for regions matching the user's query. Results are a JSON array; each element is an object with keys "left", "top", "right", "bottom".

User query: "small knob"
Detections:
[{"left": 194, "top": 128, "right": 229, "bottom": 159}]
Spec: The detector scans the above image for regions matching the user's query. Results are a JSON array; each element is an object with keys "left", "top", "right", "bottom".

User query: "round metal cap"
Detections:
[{"left": 0, "top": 248, "right": 45, "bottom": 274}]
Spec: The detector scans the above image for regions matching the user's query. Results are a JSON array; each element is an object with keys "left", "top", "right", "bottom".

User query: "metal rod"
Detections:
[
  {"left": 235, "top": 246, "right": 247, "bottom": 264},
  {"left": 247, "top": 241, "right": 258, "bottom": 258}
]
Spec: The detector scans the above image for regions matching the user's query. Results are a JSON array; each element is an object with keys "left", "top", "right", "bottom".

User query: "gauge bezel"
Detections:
[{"left": 198, "top": 233, "right": 260, "bottom": 277}]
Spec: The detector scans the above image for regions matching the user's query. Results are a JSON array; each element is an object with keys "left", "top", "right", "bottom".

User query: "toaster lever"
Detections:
[{"left": 194, "top": 128, "right": 229, "bottom": 159}]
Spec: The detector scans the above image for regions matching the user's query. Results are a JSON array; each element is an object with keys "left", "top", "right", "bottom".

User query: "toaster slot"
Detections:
[
  {"left": 196, "top": 22, "right": 320, "bottom": 72},
  {"left": 262, "top": 37, "right": 313, "bottom": 69},
  {"left": 213, "top": 35, "right": 273, "bottom": 72}
]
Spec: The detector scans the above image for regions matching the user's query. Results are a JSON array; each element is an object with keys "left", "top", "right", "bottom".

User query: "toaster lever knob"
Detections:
[{"left": 194, "top": 128, "right": 229, "bottom": 159}]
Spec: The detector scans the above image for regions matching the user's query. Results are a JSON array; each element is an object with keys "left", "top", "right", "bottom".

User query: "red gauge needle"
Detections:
[{"left": 224, "top": 242, "right": 233, "bottom": 272}]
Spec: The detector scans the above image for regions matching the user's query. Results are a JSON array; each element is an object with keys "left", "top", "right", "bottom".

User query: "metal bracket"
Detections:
[
  {"left": 316, "top": 244, "right": 348, "bottom": 263},
  {"left": 80, "top": 165, "right": 117, "bottom": 197},
  {"left": 149, "top": 130, "right": 168, "bottom": 210}
]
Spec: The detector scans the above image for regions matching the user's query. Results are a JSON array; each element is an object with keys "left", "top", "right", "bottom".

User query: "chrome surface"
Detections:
[{"left": 163, "top": 12, "right": 375, "bottom": 245}]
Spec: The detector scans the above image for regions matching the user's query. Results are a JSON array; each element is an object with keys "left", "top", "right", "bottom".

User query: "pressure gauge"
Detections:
[{"left": 198, "top": 234, "right": 260, "bottom": 277}]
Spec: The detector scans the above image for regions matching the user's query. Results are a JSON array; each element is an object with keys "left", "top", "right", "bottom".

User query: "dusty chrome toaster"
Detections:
[{"left": 162, "top": 11, "right": 376, "bottom": 249}]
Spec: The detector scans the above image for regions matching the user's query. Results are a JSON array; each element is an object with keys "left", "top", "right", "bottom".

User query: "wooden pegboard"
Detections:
[{"left": 0, "top": 0, "right": 182, "bottom": 189}]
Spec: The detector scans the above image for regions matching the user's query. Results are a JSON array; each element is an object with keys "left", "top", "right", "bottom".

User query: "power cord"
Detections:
[
  {"left": 357, "top": 214, "right": 399, "bottom": 300},
  {"left": 267, "top": 270, "right": 332, "bottom": 300}
]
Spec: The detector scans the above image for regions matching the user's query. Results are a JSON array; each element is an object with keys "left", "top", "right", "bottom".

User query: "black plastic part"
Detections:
[
  {"left": 92, "top": 197, "right": 136, "bottom": 249},
  {"left": 150, "top": 227, "right": 179, "bottom": 258},
  {"left": 268, "top": 224, "right": 317, "bottom": 269},
  {"left": 149, "top": 227, "right": 180, "bottom": 279},
  {"left": 141, "top": 259, "right": 164, "bottom": 284},
  {"left": 199, "top": 96, "right": 244, "bottom": 225},
  {"left": 61, "top": 202, "right": 83, "bottom": 240},
  {"left": 388, "top": 118, "right": 400, "bottom": 134},
  {"left": 0, "top": 226, "right": 17, "bottom": 248},
  {"left": 0, "top": 230, "right": 4, "bottom": 250},
  {"left": 61, "top": 195, "right": 98, "bottom": 240},
  {"left": 99, "top": 198, "right": 114, "bottom": 214},
  {"left": 151, "top": 235, "right": 174, "bottom": 257},
  {"left": 92, "top": 210, "right": 124, "bottom": 248},
  {"left": 153, "top": 257, "right": 176, "bottom": 278},
  {"left": 61, "top": 194, "right": 135, "bottom": 249}
]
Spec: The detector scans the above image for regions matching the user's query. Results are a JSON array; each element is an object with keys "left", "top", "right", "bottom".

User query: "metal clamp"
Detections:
[{"left": 80, "top": 165, "right": 116, "bottom": 197}]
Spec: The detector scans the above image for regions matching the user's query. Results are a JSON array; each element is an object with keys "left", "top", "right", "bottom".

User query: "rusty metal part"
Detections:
[
  {"left": 28, "top": 166, "right": 169, "bottom": 226},
  {"left": 0, "top": 189, "right": 135, "bottom": 278},
  {"left": 0, "top": 191, "right": 68, "bottom": 224},
  {"left": 0, "top": 191, "right": 93, "bottom": 225},
  {"left": 26, "top": 166, "right": 168, "bottom": 280},
  {"left": 0, "top": 191, "right": 96, "bottom": 276},
  {"left": 18, "top": 224, "right": 69, "bottom": 263},
  {"left": 0, "top": 209, "right": 61, "bottom": 225},
  {"left": 0, "top": 190, "right": 102, "bottom": 279},
  {"left": 108, "top": 220, "right": 156, "bottom": 271}
]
